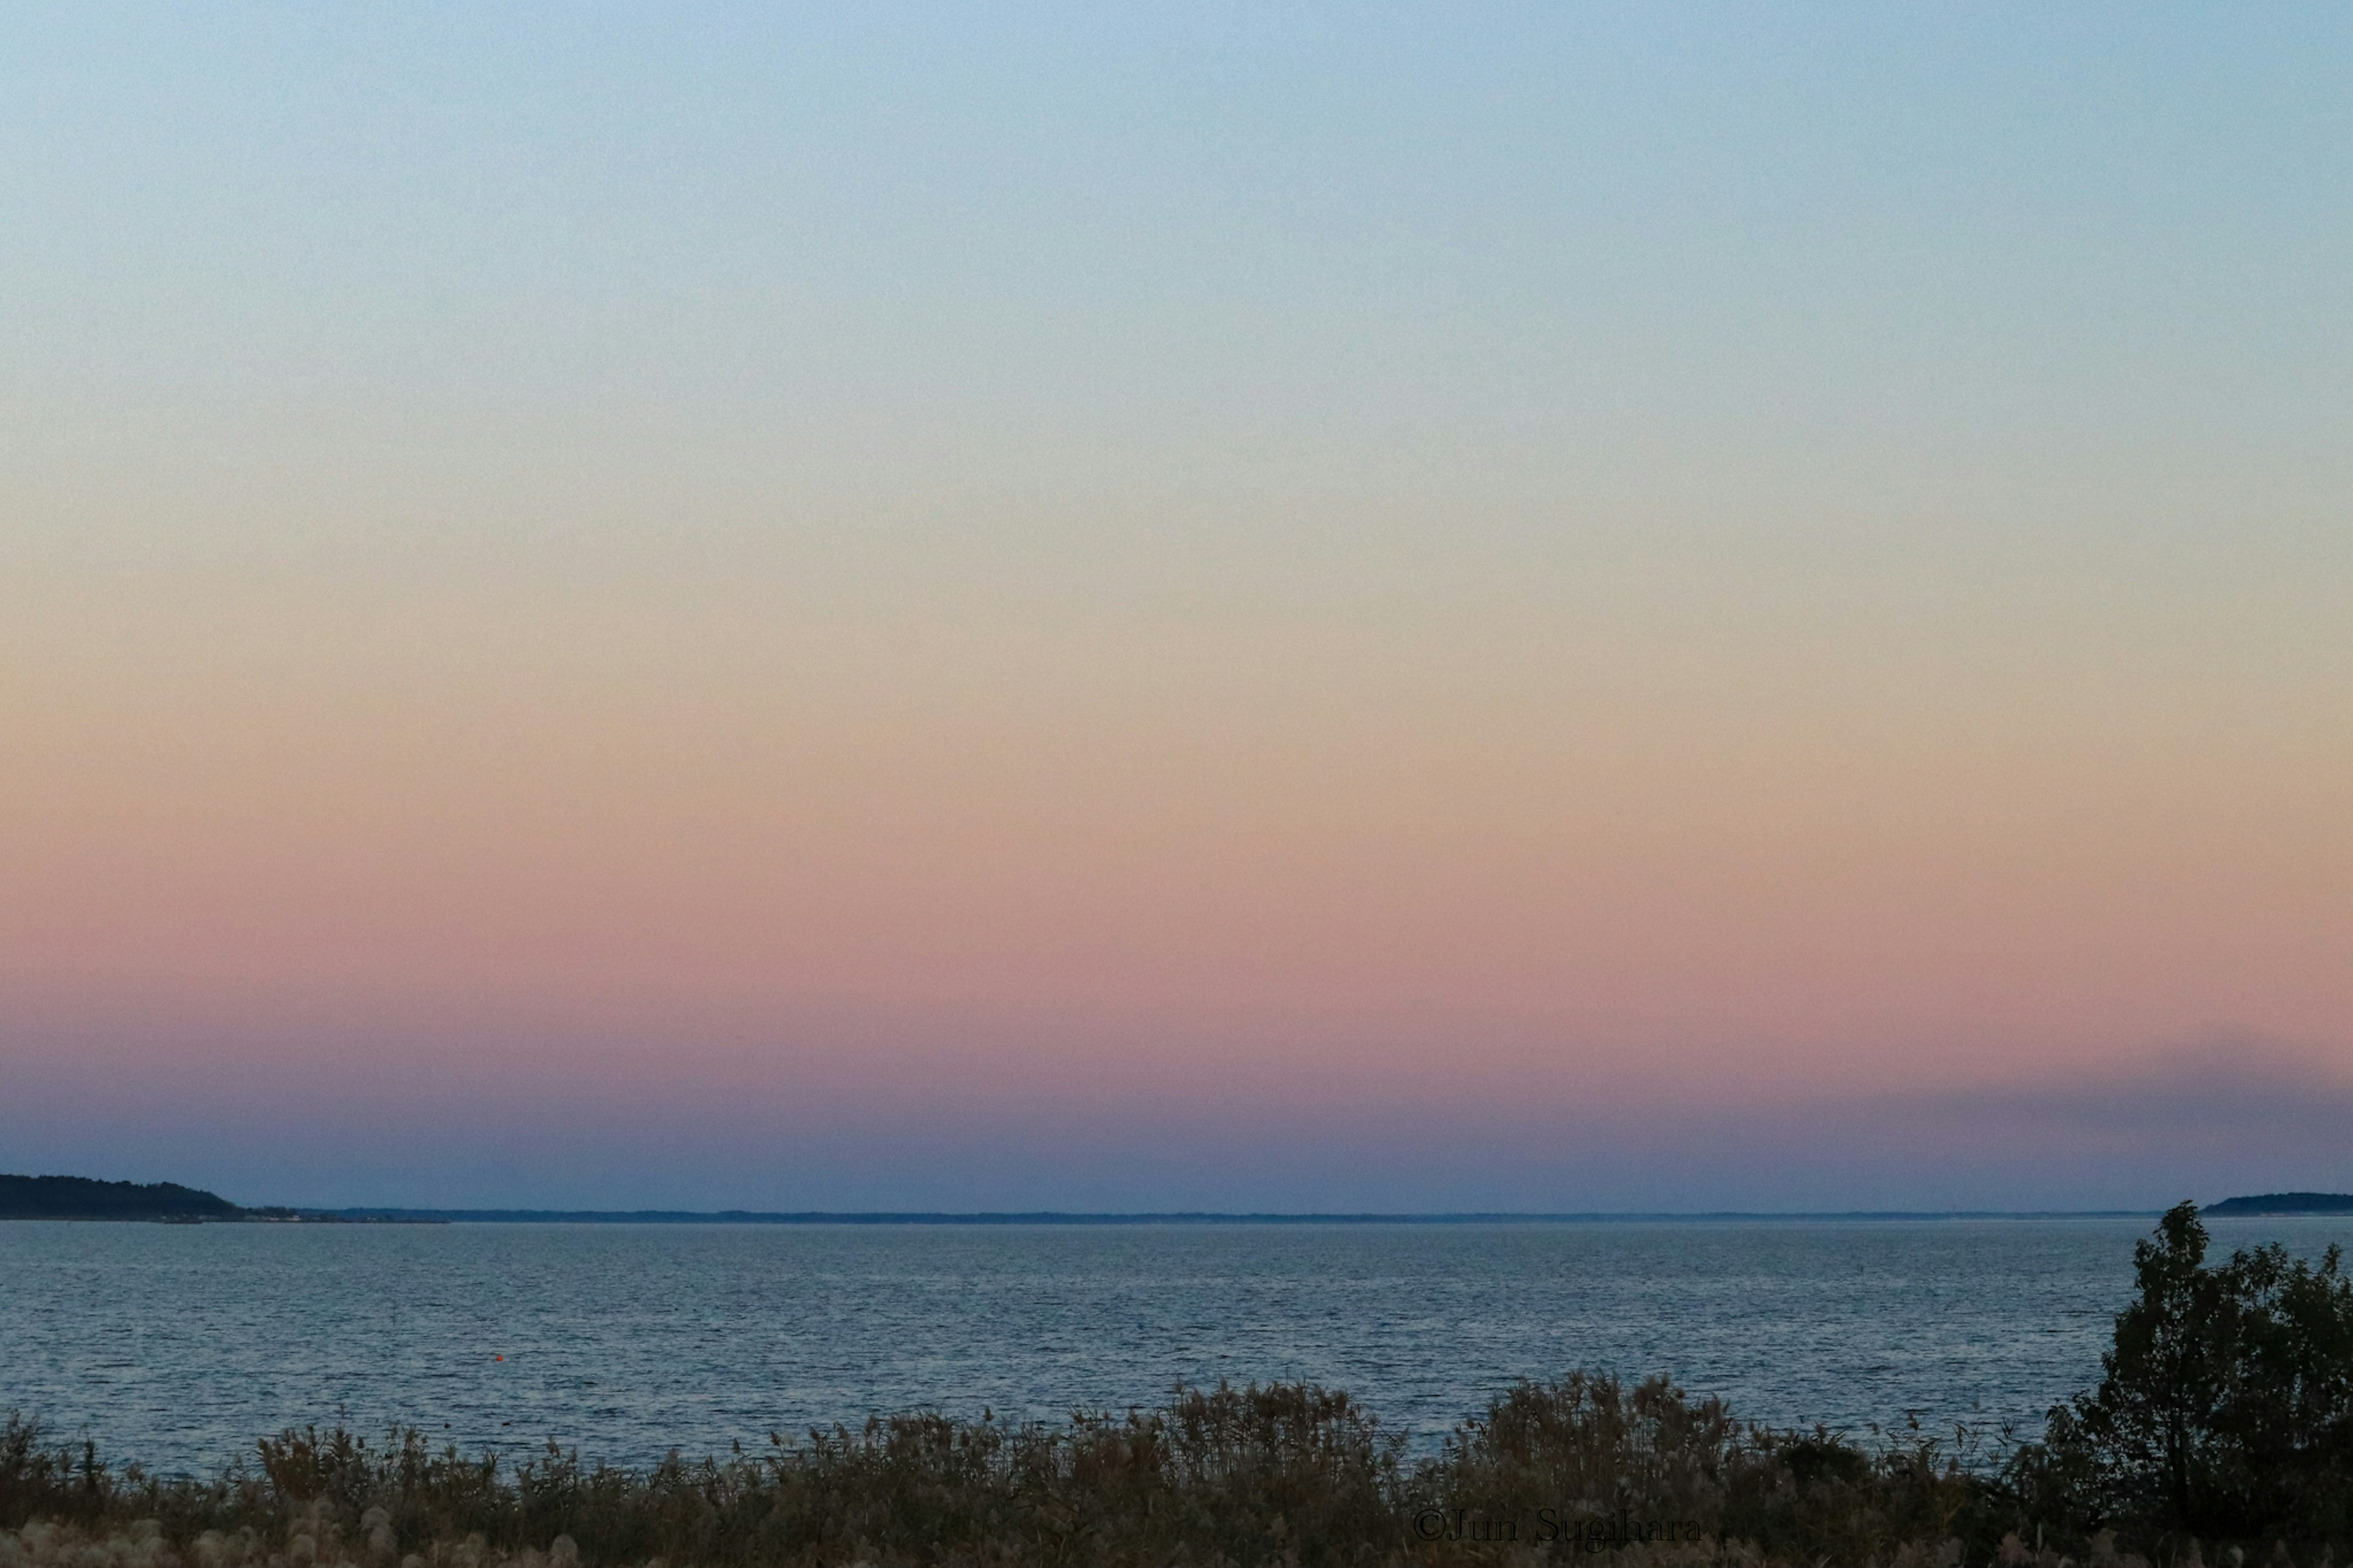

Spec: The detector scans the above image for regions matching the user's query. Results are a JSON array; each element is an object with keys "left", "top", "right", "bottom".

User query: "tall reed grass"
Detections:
[{"left": 0, "top": 1374, "right": 2249, "bottom": 1568}]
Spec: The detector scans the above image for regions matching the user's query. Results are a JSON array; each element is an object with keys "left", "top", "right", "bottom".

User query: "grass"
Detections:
[{"left": 0, "top": 1375, "right": 2281, "bottom": 1568}]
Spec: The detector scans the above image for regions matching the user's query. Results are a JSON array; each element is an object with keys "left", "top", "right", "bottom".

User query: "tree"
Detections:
[{"left": 2027, "top": 1201, "right": 2353, "bottom": 1540}]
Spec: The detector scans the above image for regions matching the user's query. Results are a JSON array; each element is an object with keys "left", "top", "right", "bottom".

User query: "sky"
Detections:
[{"left": 3, "top": 4, "right": 2348, "bottom": 1211}]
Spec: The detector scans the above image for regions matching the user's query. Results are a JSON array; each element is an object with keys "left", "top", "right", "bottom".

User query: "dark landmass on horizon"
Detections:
[
  {"left": 0, "top": 1174, "right": 243, "bottom": 1222},
  {"left": 2201, "top": 1192, "right": 2353, "bottom": 1216},
  {"left": 0, "top": 1173, "right": 434, "bottom": 1224},
  {"left": 9, "top": 1172, "right": 2346, "bottom": 1223},
  {"left": 0, "top": 1175, "right": 2157, "bottom": 1223}
]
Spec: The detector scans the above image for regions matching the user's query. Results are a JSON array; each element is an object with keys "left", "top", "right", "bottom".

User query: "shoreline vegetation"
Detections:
[
  {"left": 2201, "top": 1194, "right": 2353, "bottom": 1218},
  {"left": 0, "top": 1177, "right": 244, "bottom": 1224},
  {"left": 7, "top": 1206, "right": 2351, "bottom": 1565}
]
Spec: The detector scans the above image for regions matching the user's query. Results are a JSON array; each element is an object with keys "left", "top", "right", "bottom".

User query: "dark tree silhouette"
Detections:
[{"left": 2024, "top": 1200, "right": 2353, "bottom": 1540}]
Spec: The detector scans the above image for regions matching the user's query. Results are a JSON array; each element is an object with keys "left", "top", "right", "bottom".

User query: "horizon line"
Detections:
[{"left": 300, "top": 1206, "right": 2173, "bottom": 1225}]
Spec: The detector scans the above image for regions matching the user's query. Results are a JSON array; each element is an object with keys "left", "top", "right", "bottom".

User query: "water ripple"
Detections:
[{"left": 4, "top": 1217, "right": 2348, "bottom": 1475}]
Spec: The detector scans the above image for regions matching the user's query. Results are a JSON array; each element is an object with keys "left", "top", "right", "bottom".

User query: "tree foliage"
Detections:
[{"left": 2017, "top": 1200, "right": 2353, "bottom": 1540}]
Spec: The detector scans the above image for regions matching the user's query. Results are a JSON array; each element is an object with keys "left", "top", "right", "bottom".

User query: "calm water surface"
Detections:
[{"left": 6, "top": 1218, "right": 2349, "bottom": 1474}]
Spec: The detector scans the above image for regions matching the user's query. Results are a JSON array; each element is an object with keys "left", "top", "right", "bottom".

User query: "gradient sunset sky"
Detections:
[{"left": 4, "top": 4, "right": 2348, "bottom": 1210}]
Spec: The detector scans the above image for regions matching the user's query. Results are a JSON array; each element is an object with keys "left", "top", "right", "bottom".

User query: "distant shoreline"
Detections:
[
  {"left": 331, "top": 1207, "right": 2172, "bottom": 1223},
  {"left": 2199, "top": 1191, "right": 2353, "bottom": 1217},
  {"left": 15, "top": 1173, "right": 2353, "bottom": 1224},
  {"left": 42, "top": 1206, "right": 2178, "bottom": 1225}
]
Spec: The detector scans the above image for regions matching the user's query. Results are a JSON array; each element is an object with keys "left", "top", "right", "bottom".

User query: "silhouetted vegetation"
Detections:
[
  {"left": 6, "top": 1205, "right": 2350, "bottom": 1564},
  {"left": 2203, "top": 1194, "right": 2353, "bottom": 1218},
  {"left": 0, "top": 1385, "right": 2004, "bottom": 1567},
  {"left": 0, "top": 1175, "right": 241, "bottom": 1222},
  {"left": 2004, "top": 1200, "right": 2353, "bottom": 1547}
]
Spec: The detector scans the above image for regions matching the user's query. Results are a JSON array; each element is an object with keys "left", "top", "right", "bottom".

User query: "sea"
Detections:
[{"left": 6, "top": 1216, "right": 2351, "bottom": 1477}]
